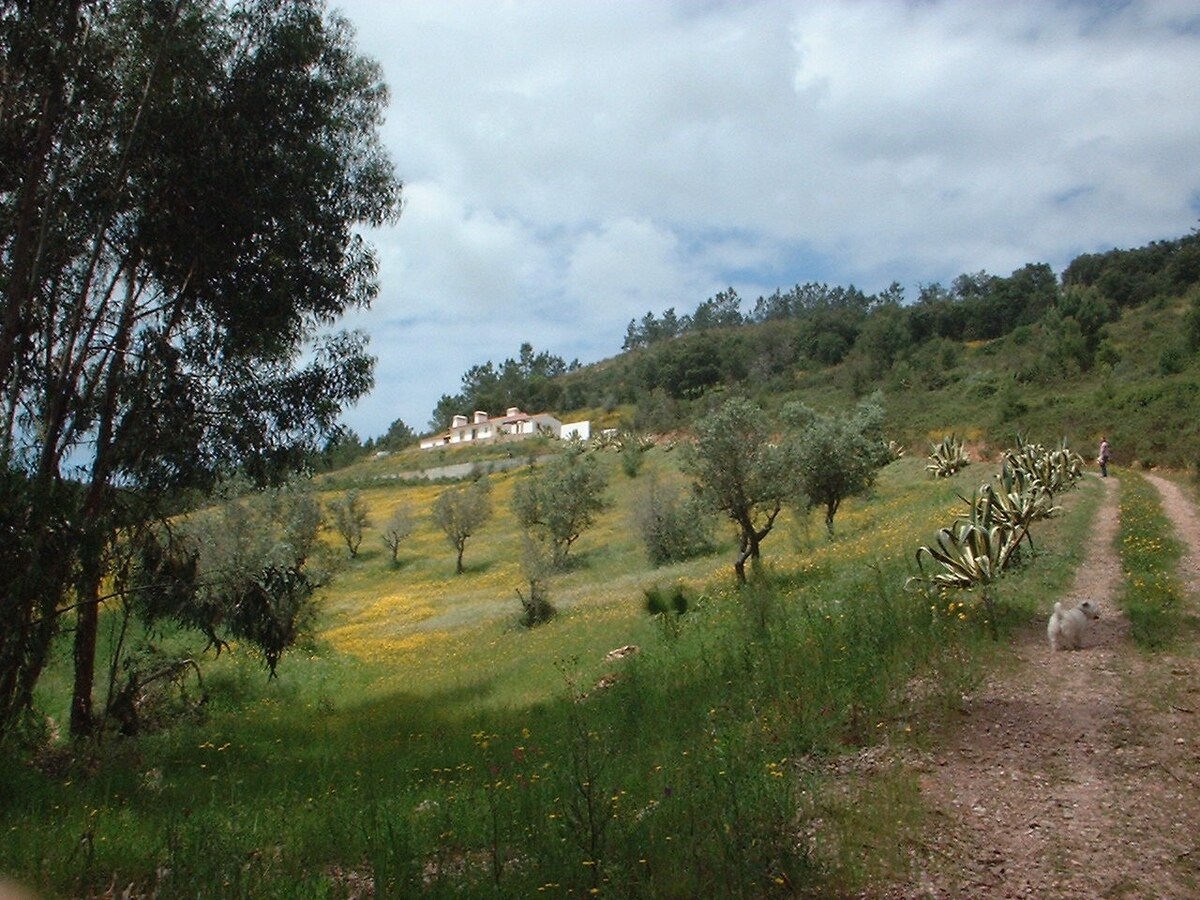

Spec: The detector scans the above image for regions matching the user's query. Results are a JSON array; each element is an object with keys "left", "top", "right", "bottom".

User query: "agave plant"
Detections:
[
  {"left": 914, "top": 520, "right": 1018, "bottom": 589},
  {"left": 911, "top": 519, "right": 1021, "bottom": 639},
  {"left": 926, "top": 434, "right": 970, "bottom": 478},
  {"left": 960, "top": 468, "right": 1060, "bottom": 535},
  {"left": 1003, "top": 436, "right": 1084, "bottom": 493}
]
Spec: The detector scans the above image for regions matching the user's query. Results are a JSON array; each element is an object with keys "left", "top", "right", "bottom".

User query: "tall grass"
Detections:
[{"left": 1, "top": 456, "right": 1106, "bottom": 898}]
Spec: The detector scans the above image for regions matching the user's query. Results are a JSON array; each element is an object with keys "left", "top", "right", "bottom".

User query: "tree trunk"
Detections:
[
  {"left": 68, "top": 271, "right": 137, "bottom": 738},
  {"left": 69, "top": 574, "right": 100, "bottom": 737},
  {"left": 734, "top": 523, "right": 759, "bottom": 585}
]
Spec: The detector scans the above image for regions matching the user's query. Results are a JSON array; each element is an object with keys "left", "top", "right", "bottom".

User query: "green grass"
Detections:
[
  {"left": 0, "top": 451, "right": 1119, "bottom": 898},
  {"left": 1117, "top": 471, "right": 1187, "bottom": 649}
]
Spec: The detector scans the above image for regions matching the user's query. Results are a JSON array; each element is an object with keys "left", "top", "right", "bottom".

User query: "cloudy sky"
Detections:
[{"left": 329, "top": 0, "right": 1200, "bottom": 439}]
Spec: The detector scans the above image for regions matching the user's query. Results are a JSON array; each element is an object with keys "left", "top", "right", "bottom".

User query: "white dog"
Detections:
[{"left": 1047, "top": 599, "right": 1100, "bottom": 651}]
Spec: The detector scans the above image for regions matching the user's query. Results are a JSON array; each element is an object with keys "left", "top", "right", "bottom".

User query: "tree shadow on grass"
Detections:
[{"left": 457, "top": 559, "right": 497, "bottom": 577}]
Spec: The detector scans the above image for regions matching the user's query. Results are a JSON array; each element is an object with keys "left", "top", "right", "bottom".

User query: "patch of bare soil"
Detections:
[{"left": 871, "top": 474, "right": 1200, "bottom": 899}]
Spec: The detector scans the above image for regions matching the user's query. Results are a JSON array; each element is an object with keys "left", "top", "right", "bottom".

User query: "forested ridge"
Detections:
[{"left": 406, "top": 228, "right": 1200, "bottom": 468}]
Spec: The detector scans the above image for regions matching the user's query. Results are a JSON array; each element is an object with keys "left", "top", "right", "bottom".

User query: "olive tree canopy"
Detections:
[
  {"left": 682, "top": 397, "right": 804, "bottom": 584},
  {"left": 783, "top": 393, "right": 891, "bottom": 536}
]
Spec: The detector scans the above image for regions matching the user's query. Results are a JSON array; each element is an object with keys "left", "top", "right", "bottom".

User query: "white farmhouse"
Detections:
[{"left": 420, "top": 407, "right": 589, "bottom": 450}]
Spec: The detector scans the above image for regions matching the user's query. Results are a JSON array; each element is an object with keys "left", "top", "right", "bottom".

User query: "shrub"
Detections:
[
  {"left": 634, "top": 476, "right": 716, "bottom": 566},
  {"left": 643, "top": 584, "right": 689, "bottom": 616},
  {"left": 1159, "top": 344, "right": 1185, "bottom": 375}
]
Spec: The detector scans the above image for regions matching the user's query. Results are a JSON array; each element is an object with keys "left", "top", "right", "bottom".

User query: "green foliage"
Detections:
[
  {"left": 683, "top": 396, "right": 804, "bottom": 583},
  {"left": 643, "top": 584, "right": 690, "bottom": 616},
  {"left": 380, "top": 504, "right": 416, "bottom": 565},
  {"left": 1159, "top": 344, "right": 1186, "bottom": 375},
  {"left": 516, "top": 535, "right": 557, "bottom": 627},
  {"left": 432, "top": 478, "right": 493, "bottom": 574},
  {"left": 1062, "top": 234, "right": 1199, "bottom": 307},
  {"left": 429, "top": 342, "right": 574, "bottom": 432},
  {"left": 421, "top": 229, "right": 1200, "bottom": 478},
  {"left": 926, "top": 435, "right": 970, "bottom": 478},
  {"left": 1117, "top": 474, "right": 1186, "bottom": 649},
  {"left": 5, "top": 452, "right": 1114, "bottom": 898},
  {"left": 995, "top": 379, "right": 1029, "bottom": 424},
  {"left": 0, "top": 0, "right": 399, "bottom": 737},
  {"left": 1186, "top": 286, "right": 1200, "bottom": 352},
  {"left": 912, "top": 436, "right": 1087, "bottom": 638},
  {"left": 0, "top": 471, "right": 82, "bottom": 738},
  {"left": 379, "top": 418, "right": 416, "bottom": 451},
  {"left": 513, "top": 446, "right": 609, "bottom": 568},
  {"left": 618, "top": 430, "right": 652, "bottom": 478},
  {"left": 784, "top": 393, "right": 890, "bottom": 535},
  {"left": 634, "top": 475, "right": 717, "bottom": 566},
  {"left": 129, "top": 481, "right": 326, "bottom": 682},
  {"left": 316, "top": 428, "right": 367, "bottom": 472},
  {"left": 915, "top": 520, "right": 1018, "bottom": 589},
  {"left": 1001, "top": 436, "right": 1084, "bottom": 493}
]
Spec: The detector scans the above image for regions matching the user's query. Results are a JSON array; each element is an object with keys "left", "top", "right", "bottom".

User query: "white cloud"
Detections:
[{"left": 331, "top": 0, "right": 1200, "bottom": 437}]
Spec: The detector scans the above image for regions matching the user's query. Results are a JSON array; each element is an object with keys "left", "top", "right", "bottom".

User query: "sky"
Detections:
[{"left": 328, "top": 0, "right": 1200, "bottom": 439}]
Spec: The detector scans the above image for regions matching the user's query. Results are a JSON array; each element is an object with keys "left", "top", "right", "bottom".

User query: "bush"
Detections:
[
  {"left": 643, "top": 584, "right": 689, "bottom": 616},
  {"left": 1159, "top": 344, "right": 1185, "bottom": 375},
  {"left": 634, "top": 476, "right": 716, "bottom": 566}
]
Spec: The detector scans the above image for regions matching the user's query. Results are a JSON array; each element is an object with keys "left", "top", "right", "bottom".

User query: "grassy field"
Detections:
[{"left": 2, "top": 445, "right": 1109, "bottom": 898}]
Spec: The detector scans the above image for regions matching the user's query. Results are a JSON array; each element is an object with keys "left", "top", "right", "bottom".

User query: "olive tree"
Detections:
[
  {"left": 327, "top": 490, "right": 371, "bottom": 559},
  {"left": 381, "top": 504, "right": 416, "bottom": 565},
  {"left": 682, "top": 397, "right": 804, "bottom": 584},
  {"left": 130, "top": 481, "right": 328, "bottom": 683},
  {"left": 0, "top": 0, "right": 401, "bottom": 738},
  {"left": 783, "top": 394, "right": 891, "bottom": 536},
  {"left": 512, "top": 445, "right": 609, "bottom": 569},
  {"left": 433, "top": 479, "right": 493, "bottom": 575}
]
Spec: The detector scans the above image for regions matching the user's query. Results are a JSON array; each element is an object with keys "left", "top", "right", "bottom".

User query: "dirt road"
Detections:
[{"left": 880, "top": 473, "right": 1200, "bottom": 898}]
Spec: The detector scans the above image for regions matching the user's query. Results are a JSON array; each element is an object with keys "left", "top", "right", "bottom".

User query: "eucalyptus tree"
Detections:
[{"left": 0, "top": 0, "right": 401, "bottom": 738}]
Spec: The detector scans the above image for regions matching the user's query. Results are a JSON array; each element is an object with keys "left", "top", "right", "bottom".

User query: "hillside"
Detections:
[
  {"left": 5, "top": 231, "right": 1200, "bottom": 899},
  {"left": 7, "top": 429, "right": 1143, "bottom": 897},
  {"left": 399, "top": 229, "right": 1200, "bottom": 471}
]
